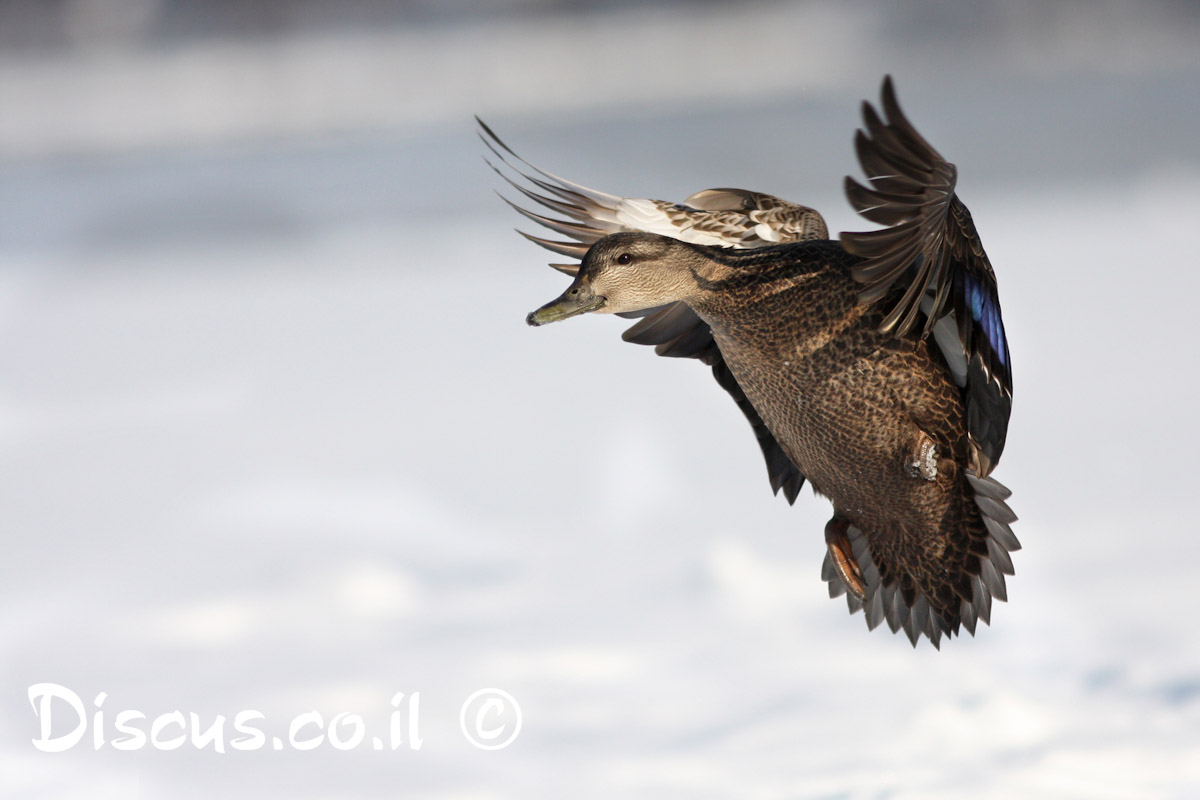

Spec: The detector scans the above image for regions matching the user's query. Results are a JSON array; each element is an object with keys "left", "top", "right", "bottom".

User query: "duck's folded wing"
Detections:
[
  {"left": 621, "top": 304, "right": 807, "bottom": 505},
  {"left": 840, "top": 76, "right": 1012, "bottom": 475}
]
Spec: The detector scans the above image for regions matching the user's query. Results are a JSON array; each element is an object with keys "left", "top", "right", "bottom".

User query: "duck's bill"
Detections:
[{"left": 526, "top": 282, "right": 606, "bottom": 326}]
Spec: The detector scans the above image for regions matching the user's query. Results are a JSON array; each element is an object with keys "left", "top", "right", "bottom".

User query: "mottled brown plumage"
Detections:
[{"left": 493, "top": 77, "right": 1018, "bottom": 647}]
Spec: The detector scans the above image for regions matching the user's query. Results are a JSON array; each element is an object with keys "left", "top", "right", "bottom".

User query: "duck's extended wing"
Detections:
[
  {"left": 481, "top": 118, "right": 809, "bottom": 503},
  {"left": 840, "top": 77, "right": 1012, "bottom": 475},
  {"left": 477, "top": 117, "right": 827, "bottom": 264}
]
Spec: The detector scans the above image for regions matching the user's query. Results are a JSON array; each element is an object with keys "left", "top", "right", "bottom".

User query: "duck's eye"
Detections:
[{"left": 616, "top": 253, "right": 632, "bottom": 265}]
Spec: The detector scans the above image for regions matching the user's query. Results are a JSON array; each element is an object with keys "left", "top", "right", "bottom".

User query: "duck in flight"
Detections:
[{"left": 482, "top": 77, "right": 1017, "bottom": 648}]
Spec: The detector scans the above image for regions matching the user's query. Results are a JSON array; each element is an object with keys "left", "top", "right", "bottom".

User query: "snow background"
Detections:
[{"left": 2, "top": 1, "right": 1199, "bottom": 797}]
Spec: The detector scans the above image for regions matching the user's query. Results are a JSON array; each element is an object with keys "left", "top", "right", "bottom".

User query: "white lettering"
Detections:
[
  {"left": 389, "top": 691, "right": 422, "bottom": 750},
  {"left": 92, "top": 692, "right": 107, "bottom": 749},
  {"left": 150, "top": 711, "right": 186, "bottom": 750},
  {"left": 111, "top": 710, "right": 147, "bottom": 751},
  {"left": 289, "top": 711, "right": 323, "bottom": 751},
  {"left": 28, "top": 683, "right": 86, "bottom": 753},
  {"left": 190, "top": 713, "right": 226, "bottom": 753},
  {"left": 327, "top": 713, "right": 365, "bottom": 751},
  {"left": 231, "top": 711, "right": 265, "bottom": 751},
  {"left": 474, "top": 698, "right": 505, "bottom": 741}
]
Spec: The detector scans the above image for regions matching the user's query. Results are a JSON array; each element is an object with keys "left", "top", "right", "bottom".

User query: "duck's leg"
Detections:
[
  {"left": 905, "top": 429, "right": 940, "bottom": 482},
  {"left": 825, "top": 516, "right": 866, "bottom": 600}
]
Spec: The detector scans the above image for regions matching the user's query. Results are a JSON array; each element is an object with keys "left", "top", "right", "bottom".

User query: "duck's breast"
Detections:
[{"left": 702, "top": 271, "right": 968, "bottom": 530}]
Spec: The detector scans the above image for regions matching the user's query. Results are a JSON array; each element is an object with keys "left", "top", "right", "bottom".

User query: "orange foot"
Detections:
[{"left": 825, "top": 517, "right": 867, "bottom": 600}]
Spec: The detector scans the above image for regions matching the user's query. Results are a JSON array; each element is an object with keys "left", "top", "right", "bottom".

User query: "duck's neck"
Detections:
[
  {"left": 684, "top": 240, "right": 836, "bottom": 309},
  {"left": 682, "top": 240, "right": 869, "bottom": 356},
  {"left": 688, "top": 241, "right": 832, "bottom": 291}
]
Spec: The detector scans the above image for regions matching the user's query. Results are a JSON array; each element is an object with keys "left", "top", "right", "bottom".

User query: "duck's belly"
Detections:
[{"left": 715, "top": 326, "right": 965, "bottom": 531}]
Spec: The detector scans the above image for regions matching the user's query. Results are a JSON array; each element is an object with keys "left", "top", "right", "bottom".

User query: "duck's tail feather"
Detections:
[{"left": 821, "top": 470, "right": 1019, "bottom": 648}]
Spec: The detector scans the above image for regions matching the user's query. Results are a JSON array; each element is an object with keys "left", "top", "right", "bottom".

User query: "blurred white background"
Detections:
[{"left": 2, "top": 1, "right": 1199, "bottom": 798}]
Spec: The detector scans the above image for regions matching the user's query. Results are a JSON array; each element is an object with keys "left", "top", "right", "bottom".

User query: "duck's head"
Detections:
[{"left": 527, "top": 232, "right": 700, "bottom": 326}]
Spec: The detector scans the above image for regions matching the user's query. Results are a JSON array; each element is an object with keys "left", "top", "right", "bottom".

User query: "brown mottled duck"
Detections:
[{"left": 483, "top": 77, "right": 1017, "bottom": 648}]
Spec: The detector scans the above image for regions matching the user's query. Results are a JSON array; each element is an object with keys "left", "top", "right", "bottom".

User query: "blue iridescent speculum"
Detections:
[{"left": 967, "top": 278, "right": 1007, "bottom": 366}]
